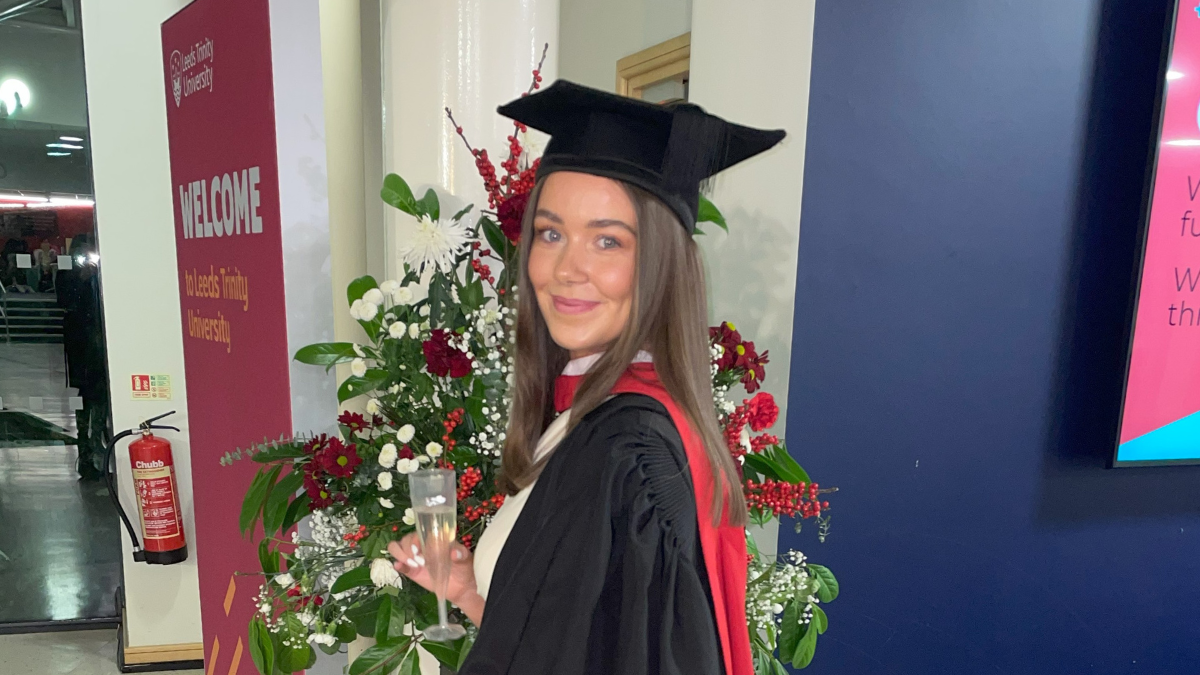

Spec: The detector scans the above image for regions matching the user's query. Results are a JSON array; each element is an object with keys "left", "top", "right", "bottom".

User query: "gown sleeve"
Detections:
[{"left": 459, "top": 395, "right": 725, "bottom": 675}]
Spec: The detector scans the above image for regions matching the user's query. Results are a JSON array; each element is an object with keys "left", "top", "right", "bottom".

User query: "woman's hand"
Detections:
[{"left": 388, "top": 534, "right": 485, "bottom": 625}]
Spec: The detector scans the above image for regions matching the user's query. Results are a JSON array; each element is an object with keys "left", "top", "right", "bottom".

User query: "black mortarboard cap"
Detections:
[{"left": 497, "top": 80, "right": 786, "bottom": 232}]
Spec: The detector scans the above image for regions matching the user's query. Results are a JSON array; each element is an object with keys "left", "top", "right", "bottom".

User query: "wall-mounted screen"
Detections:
[{"left": 1117, "top": 0, "right": 1200, "bottom": 465}]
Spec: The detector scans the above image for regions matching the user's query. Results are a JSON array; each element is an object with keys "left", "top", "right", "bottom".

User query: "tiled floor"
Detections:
[
  {"left": 0, "top": 343, "right": 122, "bottom": 625},
  {"left": 0, "top": 630, "right": 203, "bottom": 675}
]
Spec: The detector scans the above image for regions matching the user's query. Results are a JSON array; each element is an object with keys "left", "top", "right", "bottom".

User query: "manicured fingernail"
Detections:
[
  {"left": 411, "top": 544, "right": 419, "bottom": 555},
  {"left": 405, "top": 559, "right": 419, "bottom": 568},
  {"left": 414, "top": 555, "right": 425, "bottom": 566}
]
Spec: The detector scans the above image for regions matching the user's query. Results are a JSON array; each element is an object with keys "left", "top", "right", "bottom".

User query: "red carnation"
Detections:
[
  {"left": 399, "top": 445, "right": 415, "bottom": 460},
  {"left": 319, "top": 437, "right": 361, "bottom": 478},
  {"left": 746, "top": 392, "right": 779, "bottom": 431},
  {"left": 423, "top": 329, "right": 473, "bottom": 378},
  {"left": 496, "top": 191, "right": 530, "bottom": 243}
]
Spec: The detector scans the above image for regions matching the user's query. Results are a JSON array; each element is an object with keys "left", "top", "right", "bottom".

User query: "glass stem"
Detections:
[{"left": 437, "top": 593, "right": 450, "bottom": 627}]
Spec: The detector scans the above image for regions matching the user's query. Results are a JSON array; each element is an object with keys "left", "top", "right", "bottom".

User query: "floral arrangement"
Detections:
[{"left": 227, "top": 57, "right": 837, "bottom": 675}]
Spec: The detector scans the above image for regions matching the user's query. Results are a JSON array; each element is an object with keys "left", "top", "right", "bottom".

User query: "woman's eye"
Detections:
[
  {"left": 536, "top": 227, "right": 560, "bottom": 243},
  {"left": 598, "top": 236, "right": 620, "bottom": 250}
]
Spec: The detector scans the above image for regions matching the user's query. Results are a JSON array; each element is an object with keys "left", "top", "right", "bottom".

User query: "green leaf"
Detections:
[
  {"left": 348, "top": 637, "right": 411, "bottom": 675},
  {"left": 697, "top": 194, "right": 728, "bottom": 231},
  {"left": 331, "top": 565, "right": 374, "bottom": 594},
  {"left": 239, "top": 466, "right": 279, "bottom": 537},
  {"left": 417, "top": 188, "right": 440, "bottom": 221},
  {"left": 317, "top": 641, "right": 341, "bottom": 656},
  {"left": 812, "top": 605, "right": 828, "bottom": 634},
  {"left": 791, "top": 616, "right": 819, "bottom": 668},
  {"left": 421, "top": 639, "right": 461, "bottom": 670},
  {"left": 250, "top": 442, "right": 308, "bottom": 463},
  {"left": 772, "top": 657, "right": 789, "bottom": 675},
  {"left": 451, "top": 203, "right": 474, "bottom": 222},
  {"left": 770, "top": 445, "right": 812, "bottom": 484},
  {"left": 460, "top": 278, "right": 485, "bottom": 311},
  {"left": 248, "top": 617, "right": 275, "bottom": 675},
  {"left": 403, "top": 648, "right": 421, "bottom": 675},
  {"left": 808, "top": 564, "right": 839, "bottom": 602},
  {"left": 338, "top": 368, "right": 389, "bottom": 404},
  {"left": 278, "top": 644, "right": 313, "bottom": 674},
  {"left": 335, "top": 620, "right": 358, "bottom": 644},
  {"left": 348, "top": 275, "right": 380, "bottom": 305},
  {"left": 346, "top": 596, "right": 384, "bottom": 637},
  {"left": 294, "top": 342, "right": 359, "bottom": 368},
  {"left": 778, "top": 601, "right": 802, "bottom": 663},
  {"left": 381, "top": 174, "right": 417, "bottom": 216},
  {"left": 281, "top": 494, "right": 312, "bottom": 533},
  {"left": 375, "top": 595, "right": 396, "bottom": 643},
  {"left": 480, "top": 216, "right": 517, "bottom": 261},
  {"left": 263, "top": 469, "right": 303, "bottom": 537},
  {"left": 258, "top": 539, "right": 279, "bottom": 575},
  {"left": 412, "top": 591, "right": 438, "bottom": 630}
]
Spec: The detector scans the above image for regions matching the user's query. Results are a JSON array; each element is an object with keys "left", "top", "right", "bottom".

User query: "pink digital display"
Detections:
[{"left": 1117, "top": 2, "right": 1200, "bottom": 464}]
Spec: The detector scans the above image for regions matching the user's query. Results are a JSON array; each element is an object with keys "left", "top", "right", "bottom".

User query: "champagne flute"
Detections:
[{"left": 408, "top": 468, "right": 467, "bottom": 641}]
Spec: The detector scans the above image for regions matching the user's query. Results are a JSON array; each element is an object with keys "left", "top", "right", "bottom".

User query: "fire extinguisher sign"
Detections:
[{"left": 131, "top": 374, "right": 173, "bottom": 400}]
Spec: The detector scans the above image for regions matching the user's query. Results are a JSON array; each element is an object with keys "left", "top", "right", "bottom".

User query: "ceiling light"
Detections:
[
  {"left": 46, "top": 143, "right": 83, "bottom": 150},
  {"left": 49, "top": 197, "right": 94, "bottom": 206},
  {"left": 1168, "top": 71, "right": 1184, "bottom": 81},
  {"left": 0, "top": 79, "right": 30, "bottom": 115},
  {"left": 59, "top": 136, "right": 84, "bottom": 142},
  {"left": 0, "top": 192, "right": 47, "bottom": 202},
  {"left": 47, "top": 151, "right": 71, "bottom": 157}
]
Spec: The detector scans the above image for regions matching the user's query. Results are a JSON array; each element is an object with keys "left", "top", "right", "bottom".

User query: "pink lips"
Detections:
[{"left": 552, "top": 295, "right": 600, "bottom": 315}]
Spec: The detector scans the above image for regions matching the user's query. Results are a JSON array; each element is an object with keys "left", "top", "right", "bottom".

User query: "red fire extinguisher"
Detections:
[{"left": 104, "top": 411, "right": 188, "bottom": 565}]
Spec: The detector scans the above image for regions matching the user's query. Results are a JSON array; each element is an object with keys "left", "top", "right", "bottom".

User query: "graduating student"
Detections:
[{"left": 390, "top": 80, "right": 785, "bottom": 675}]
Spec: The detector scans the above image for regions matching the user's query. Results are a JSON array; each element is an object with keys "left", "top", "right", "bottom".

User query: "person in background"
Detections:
[{"left": 56, "top": 235, "right": 110, "bottom": 480}]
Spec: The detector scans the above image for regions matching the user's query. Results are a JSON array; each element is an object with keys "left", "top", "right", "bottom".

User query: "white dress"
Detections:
[{"left": 472, "top": 351, "right": 653, "bottom": 600}]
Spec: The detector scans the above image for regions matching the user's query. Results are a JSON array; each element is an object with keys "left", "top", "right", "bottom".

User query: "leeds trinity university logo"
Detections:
[{"left": 170, "top": 50, "right": 183, "bottom": 107}]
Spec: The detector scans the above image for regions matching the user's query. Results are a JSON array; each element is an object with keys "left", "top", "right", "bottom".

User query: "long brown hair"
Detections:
[{"left": 500, "top": 176, "right": 747, "bottom": 526}]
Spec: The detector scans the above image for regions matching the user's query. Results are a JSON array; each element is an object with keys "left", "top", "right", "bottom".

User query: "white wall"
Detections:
[
  {"left": 80, "top": 0, "right": 203, "bottom": 649},
  {"left": 557, "top": 0, "right": 691, "bottom": 92},
  {"left": 0, "top": 25, "right": 88, "bottom": 128},
  {"left": 690, "top": 0, "right": 817, "bottom": 553}
]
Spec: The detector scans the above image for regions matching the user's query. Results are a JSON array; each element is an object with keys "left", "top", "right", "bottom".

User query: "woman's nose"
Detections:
[{"left": 553, "top": 239, "right": 588, "bottom": 284}]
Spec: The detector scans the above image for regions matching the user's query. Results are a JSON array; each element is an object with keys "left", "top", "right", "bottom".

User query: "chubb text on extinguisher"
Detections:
[
  {"left": 177, "top": 165, "right": 263, "bottom": 239},
  {"left": 135, "top": 459, "right": 166, "bottom": 469}
]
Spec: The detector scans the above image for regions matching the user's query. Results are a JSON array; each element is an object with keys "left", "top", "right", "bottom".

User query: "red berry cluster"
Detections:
[
  {"left": 723, "top": 405, "right": 752, "bottom": 458},
  {"left": 342, "top": 524, "right": 369, "bottom": 547},
  {"left": 284, "top": 585, "right": 324, "bottom": 609},
  {"left": 460, "top": 533, "right": 474, "bottom": 550},
  {"left": 471, "top": 256, "right": 495, "bottom": 285},
  {"left": 464, "top": 494, "right": 506, "bottom": 522},
  {"left": 744, "top": 479, "right": 830, "bottom": 519},
  {"left": 457, "top": 466, "right": 482, "bottom": 501},
  {"left": 442, "top": 408, "right": 464, "bottom": 452}
]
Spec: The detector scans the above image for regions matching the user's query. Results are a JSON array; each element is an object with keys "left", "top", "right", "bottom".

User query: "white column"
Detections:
[{"left": 380, "top": 0, "right": 559, "bottom": 279}]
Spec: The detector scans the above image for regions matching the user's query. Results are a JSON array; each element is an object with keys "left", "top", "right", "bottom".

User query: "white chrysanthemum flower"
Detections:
[
  {"left": 408, "top": 323, "right": 420, "bottom": 339},
  {"left": 358, "top": 301, "right": 379, "bottom": 321},
  {"left": 308, "top": 633, "right": 336, "bottom": 647},
  {"left": 363, "top": 288, "right": 384, "bottom": 306},
  {"left": 397, "top": 424, "right": 415, "bottom": 444},
  {"left": 274, "top": 572, "right": 294, "bottom": 587},
  {"left": 370, "top": 557, "right": 402, "bottom": 588},
  {"left": 397, "top": 458, "right": 420, "bottom": 474},
  {"left": 398, "top": 216, "right": 473, "bottom": 274},
  {"left": 403, "top": 508, "right": 415, "bottom": 526},
  {"left": 378, "top": 443, "right": 398, "bottom": 468},
  {"left": 378, "top": 497, "right": 394, "bottom": 509},
  {"left": 380, "top": 280, "right": 399, "bottom": 295},
  {"left": 377, "top": 471, "right": 393, "bottom": 491},
  {"left": 350, "top": 358, "right": 367, "bottom": 378},
  {"left": 366, "top": 398, "right": 380, "bottom": 414},
  {"left": 419, "top": 305, "right": 430, "bottom": 317},
  {"left": 425, "top": 441, "right": 443, "bottom": 458},
  {"left": 393, "top": 285, "right": 415, "bottom": 305},
  {"left": 349, "top": 299, "right": 364, "bottom": 320},
  {"left": 389, "top": 321, "right": 406, "bottom": 339}
]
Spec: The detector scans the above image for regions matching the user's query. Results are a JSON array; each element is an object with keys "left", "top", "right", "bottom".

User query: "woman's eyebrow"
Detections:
[
  {"left": 534, "top": 208, "right": 562, "bottom": 223},
  {"left": 588, "top": 219, "right": 636, "bottom": 235}
]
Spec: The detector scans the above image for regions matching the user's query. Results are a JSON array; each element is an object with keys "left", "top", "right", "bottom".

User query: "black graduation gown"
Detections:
[{"left": 460, "top": 394, "right": 725, "bottom": 675}]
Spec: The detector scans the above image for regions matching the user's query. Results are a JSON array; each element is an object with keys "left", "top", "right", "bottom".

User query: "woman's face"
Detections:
[{"left": 527, "top": 172, "right": 638, "bottom": 359}]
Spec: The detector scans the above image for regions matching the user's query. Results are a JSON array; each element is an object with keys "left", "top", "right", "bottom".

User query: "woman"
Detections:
[{"left": 390, "top": 80, "right": 784, "bottom": 674}]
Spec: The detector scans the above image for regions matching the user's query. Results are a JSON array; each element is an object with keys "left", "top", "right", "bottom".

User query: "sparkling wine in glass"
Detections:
[{"left": 409, "top": 468, "right": 466, "bottom": 641}]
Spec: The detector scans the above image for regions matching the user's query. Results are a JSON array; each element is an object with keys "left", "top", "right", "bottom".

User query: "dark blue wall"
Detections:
[{"left": 782, "top": 1, "right": 1200, "bottom": 673}]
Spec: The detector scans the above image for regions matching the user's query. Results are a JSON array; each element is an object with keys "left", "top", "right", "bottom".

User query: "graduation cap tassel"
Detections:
[{"left": 662, "top": 103, "right": 731, "bottom": 203}]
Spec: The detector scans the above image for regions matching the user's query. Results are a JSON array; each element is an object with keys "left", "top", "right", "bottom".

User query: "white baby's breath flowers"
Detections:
[
  {"left": 378, "top": 443, "right": 398, "bottom": 468},
  {"left": 378, "top": 497, "right": 394, "bottom": 509},
  {"left": 376, "top": 471, "right": 393, "bottom": 491},
  {"left": 397, "top": 424, "right": 415, "bottom": 444},
  {"left": 425, "top": 441, "right": 443, "bottom": 458},
  {"left": 403, "top": 508, "right": 415, "bottom": 526},
  {"left": 363, "top": 288, "right": 384, "bottom": 307},
  {"left": 308, "top": 633, "right": 336, "bottom": 647},
  {"left": 396, "top": 458, "right": 419, "bottom": 474},
  {"left": 389, "top": 321, "right": 406, "bottom": 339},
  {"left": 350, "top": 358, "right": 367, "bottom": 378},
  {"left": 370, "top": 557, "right": 402, "bottom": 588}
]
